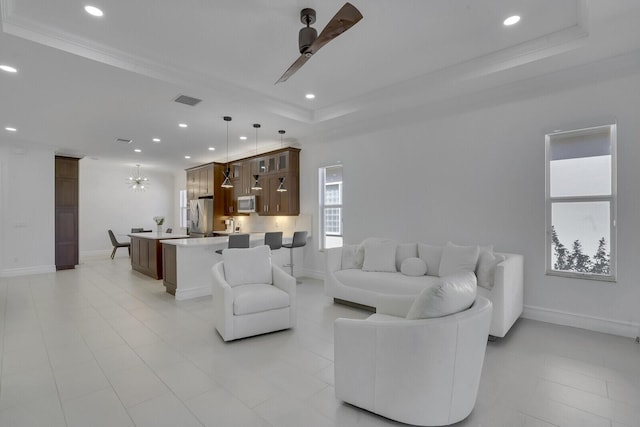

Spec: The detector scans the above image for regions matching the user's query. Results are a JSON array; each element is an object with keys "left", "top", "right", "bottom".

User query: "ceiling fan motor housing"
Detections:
[{"left": 299, "top": 27, "right": 318, "bottom": 55}]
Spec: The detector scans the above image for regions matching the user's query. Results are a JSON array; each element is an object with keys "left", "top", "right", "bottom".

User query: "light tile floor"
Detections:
[{"left": 1, "top": 257, "right": 639, "bottom": 426}]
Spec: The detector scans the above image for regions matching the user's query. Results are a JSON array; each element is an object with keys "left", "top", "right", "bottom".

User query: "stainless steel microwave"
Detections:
[{"left": 237, "top": 195, "right": 256, "bottom": 213}]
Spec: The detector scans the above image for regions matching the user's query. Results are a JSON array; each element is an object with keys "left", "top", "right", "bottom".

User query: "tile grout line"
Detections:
[{"left": 29, "top": 273, "right": 70, "bottom": 427}]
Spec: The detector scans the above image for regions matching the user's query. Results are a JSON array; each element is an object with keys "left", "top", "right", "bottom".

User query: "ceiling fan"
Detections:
[{"left": 275, "top": 2, "right": 363, "bottom": 84}]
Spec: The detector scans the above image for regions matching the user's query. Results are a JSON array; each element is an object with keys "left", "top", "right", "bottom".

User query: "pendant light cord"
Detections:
[{"left": 253, "top": 123, "right": 261, "bottom": 156}]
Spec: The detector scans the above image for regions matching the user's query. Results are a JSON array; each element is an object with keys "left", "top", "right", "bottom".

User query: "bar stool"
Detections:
[
  {"left": 282, "top": 231, "right": 307, "bottom": 280},
  {"left": 215, "top": 233, "right": 250, "bottom": 254},
  {"left": 264, "top": 232, "right": 283, "bottom": 250}
]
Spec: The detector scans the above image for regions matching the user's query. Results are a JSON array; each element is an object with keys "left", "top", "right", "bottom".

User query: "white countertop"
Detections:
[
  {"left": 160, "top": 232, "right": 310, "bottom": 248},
  {"left": 129, "top": 232, "right": 189, "bottom": 240},
  {"left": 160, "top": 233, "right": 267, "bottom": 247}
]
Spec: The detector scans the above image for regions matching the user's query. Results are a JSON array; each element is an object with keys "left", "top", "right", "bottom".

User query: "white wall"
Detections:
[
  {"left": 0, "top": 143, "right": 55, "bottom": 276},
  {"left": 300, "top": 71, "right": 640, "bottom": 337},
  {"left": 79, "top": 158, "right": 175, "bottom": 257}
]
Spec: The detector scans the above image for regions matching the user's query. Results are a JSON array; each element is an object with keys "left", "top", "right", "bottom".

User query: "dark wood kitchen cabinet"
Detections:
[
  {"left": 259, "top": 172, "right": 299, "bottom": 216},
  {"left": 194, "top": 147, "right": 300, "bottom": 217},
  {"left": 55, "top": 156, "right": 79, "bottom": 270},
  {"left": 186, "top": 164, "right": 215, "bottom": 200}
]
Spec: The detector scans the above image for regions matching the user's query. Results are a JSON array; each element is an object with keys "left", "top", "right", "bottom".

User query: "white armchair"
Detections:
[
  {"left": 211, "top": 245, "right": 296, "bottom": 342},
  {"left": 334, "top": 296, "right": 493, "bottom": 426}
]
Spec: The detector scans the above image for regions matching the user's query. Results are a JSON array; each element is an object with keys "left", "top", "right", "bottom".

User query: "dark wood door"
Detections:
[{"left": 55, "top": 156, "right": 79, "bottom": 270}]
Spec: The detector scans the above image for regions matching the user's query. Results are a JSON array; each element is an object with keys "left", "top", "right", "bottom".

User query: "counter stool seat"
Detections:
[
  {"left": 282, "top": 231, "right": 307, "bottom": 280},
  {"left": 216, "top": 233, "right": 250, "bottom": 255},
  {"left": 264, "top": 232, "right": 283, "bottom": 250}
]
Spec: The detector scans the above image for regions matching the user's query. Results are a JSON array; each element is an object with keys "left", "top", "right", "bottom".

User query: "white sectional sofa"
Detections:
[{"left": 325, "top": 240, "right": 524, "bottom": 338}]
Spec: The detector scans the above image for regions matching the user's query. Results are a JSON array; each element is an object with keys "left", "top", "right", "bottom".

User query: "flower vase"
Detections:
[{"left": 157, "top": 225, "right": 163, "bottom": 234}]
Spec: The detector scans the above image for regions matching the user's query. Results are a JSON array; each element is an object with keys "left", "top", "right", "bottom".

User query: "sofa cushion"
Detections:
[
  {"left": 406, "top": 272, "right": 477, "bottom": 319},
  {"left": 476, "top": 251, "right": 506, "bottom": 290},
  {"left": 400, "top": 257, "right": 427, "bottom": 277},
  {"left": 223, "top": 245, "right": 272, "bottom": 287},
  {"left": 232, "top": 283, "right": 290, "bottom": 315},
  {"left": 418, "top": 244, "right": 443, "bottom": 277},
  {"left": 341, "top": 244, "right": 364, "bottom": 270},
  {"left": 362, "top": 239, "right": 398, "bottom": 272},
  {"left": 395, "top": 243, "right": 418, "bottom": 271},
  {"left": 438, "top": 242, "right": 480, "bottom": 277},
  {"left": 334, "top": 269, "right": 440, "bottom": 296}
]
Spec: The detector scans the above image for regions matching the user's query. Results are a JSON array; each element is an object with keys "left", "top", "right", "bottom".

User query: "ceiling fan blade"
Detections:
[
  {"left": 275, "top": 2, "right": 363, "bottom": 84},
  {"left": 275, "top": 54, "right": 311, "bottom": 84},
  {"left": 307, "top": 2, "right": 363, "bottom": 55}
]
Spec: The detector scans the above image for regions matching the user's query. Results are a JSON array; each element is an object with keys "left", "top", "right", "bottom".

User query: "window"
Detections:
[
  {"left": 545, "top": 124, "right": 616, "bottom": 281},
  {"left": 179, "top": 189, "right": 188, "bottom": 229},
  {"left": 319, "top": 165, "right": 343, "bottom": 250}
]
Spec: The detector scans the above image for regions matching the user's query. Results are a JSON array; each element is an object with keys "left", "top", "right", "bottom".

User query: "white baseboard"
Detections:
[
  {"left": 0, "top": 264, "right": 56, "bottom": 277},
  {"left": 523, "top": 305, "right": 640, "bottom": 339},
  {"left": 175, "top": 286, "right": 211, "bottom": 301},
  {"left": 303, "top": 268, "right": 325, "bottom": 281}
]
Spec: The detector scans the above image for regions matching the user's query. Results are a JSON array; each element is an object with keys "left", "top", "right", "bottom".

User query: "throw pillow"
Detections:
[
  {"left": 362, "top": 239, "right": 398, "bottom": 272},
  {"left": 418, "top": 244, "right": 443, "bottom": 277},
  {"left": 395, "top": 243, "right": 418, "bottom": 271},
  {"left": 476, "top": 252, "right": 506, "bottom": 290},
  {"left": 341, "top": 244, "right": 364, "bottom": 269},
  {"left": 223, "top": 245, "right": 272, "bottom": 287},
  {"left": 438, "top": 242, "right": 480, "bottom": 277},
  {"left": 476, "top": 245, "right": 494, "bottom": 269},
  {"left": 406, "top": 272, "right": 477, "bottom": 319},
  {"left": 400, "top": 257, "right": 428, "bottom": 277}
]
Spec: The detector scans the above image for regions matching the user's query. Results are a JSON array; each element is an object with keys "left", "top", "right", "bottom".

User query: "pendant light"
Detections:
[
  {"left": 251, "top": 123, "right": 262, "bottom": 190},
  {"left": 276, "top": 176, "right": 287, "bottom": 192},
  {"left": 276, "top": 130, "right": 287, "bottom": 192},
  {"left": 221, "top": 116, "right": 233, "bottom": 188},
  {"left": 128, "top": 164, "right": 149, "bottom": 191}
]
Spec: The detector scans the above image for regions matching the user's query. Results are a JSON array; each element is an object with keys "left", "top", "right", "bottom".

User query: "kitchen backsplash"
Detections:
[{"left": 233, "top": 213, "right": 312, "bottom": 236}]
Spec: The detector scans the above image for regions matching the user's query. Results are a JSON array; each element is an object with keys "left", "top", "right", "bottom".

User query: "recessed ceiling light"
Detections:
[
  {"left": 0, "top": 65, "right": 17, "bottom": 73},
  {"left": 239, "top": 136, "right": 247, "bottom": 140},
  {"left": 503, "top": 15, "right": 520, "bottom": 26},
  {"left": 84, "top": 5, "right": 104, "bottom": 17},
  {"left": 208, "top": 147, "right": 215, "bottom": 151},
  {"left": 179, "top": 123, "right": 188, "bottom": 128},
  {"left": 305, "top": 93, "right": 316, "bottom": 99},
  {"left": 134, "top": 149, "right": 142, "bottom": 153},
  {"left": 152, "top": 138, "right": 161, "bottom": 142},
  {"left": 5, "top": 127, "right": 17, "bottom": 132},
  {"left": 184, "top": 155, "right": 191, "bottom": 159}
]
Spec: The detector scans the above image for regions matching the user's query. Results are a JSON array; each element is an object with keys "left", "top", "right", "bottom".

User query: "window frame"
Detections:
[
  {"left": 545, "top": 124, "right": 617, "bottom": 282},
  {"left": 179, "top": 189, "right": 188, "bottom": 230},
  {"left": 318, "top": 165, "right": 343, "bottom": 251}
]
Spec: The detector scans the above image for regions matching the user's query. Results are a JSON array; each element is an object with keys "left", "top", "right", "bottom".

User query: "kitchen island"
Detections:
[
  {"left": 161, "top": 232, "right": 309, "bottom": 300},
  {"left": 129, "top": 232, "right": 188, "bottom": 279}
]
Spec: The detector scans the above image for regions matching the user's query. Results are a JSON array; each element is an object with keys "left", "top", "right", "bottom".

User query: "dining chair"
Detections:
[{"left": 108, "top": 230, "right": 131, "bottom": 259}]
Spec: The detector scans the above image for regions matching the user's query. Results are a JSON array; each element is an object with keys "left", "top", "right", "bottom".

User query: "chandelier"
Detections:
[{"left": 128, "top": 164, "right": 149, "bottom": 191}]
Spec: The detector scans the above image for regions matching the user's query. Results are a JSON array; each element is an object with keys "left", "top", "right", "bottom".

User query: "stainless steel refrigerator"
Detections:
[{"left": 188, "top": 198, "right": 213, "bottom": 238}]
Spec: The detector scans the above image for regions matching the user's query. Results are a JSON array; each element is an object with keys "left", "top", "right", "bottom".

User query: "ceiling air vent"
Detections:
[
  {"left": 174, "top": 94, "right": 202, "bottom": 106},
  {"left": 115, "top": 138, "right": 132, "bottom": 144}
]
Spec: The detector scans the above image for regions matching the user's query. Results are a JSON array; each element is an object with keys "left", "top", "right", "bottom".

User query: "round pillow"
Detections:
[{"left": 400, "top": 257, "right": 427, "bottom": 276}]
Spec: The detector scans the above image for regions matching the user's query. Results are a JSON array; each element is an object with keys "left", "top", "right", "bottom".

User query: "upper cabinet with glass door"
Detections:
[
  {"left": 253, "top": 149, "right": 299, "bottom": 175},
  {"left": 275, "top": 150, "right": 297, "bottom": 173}
]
